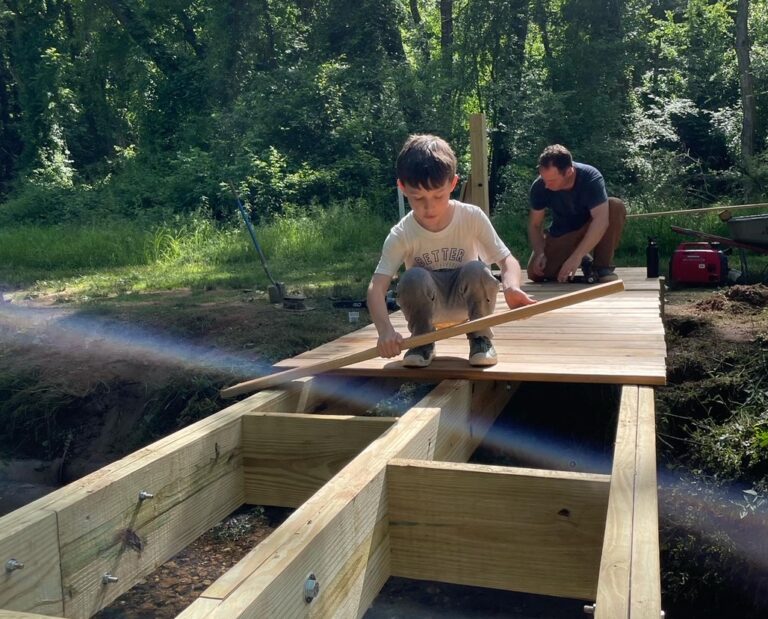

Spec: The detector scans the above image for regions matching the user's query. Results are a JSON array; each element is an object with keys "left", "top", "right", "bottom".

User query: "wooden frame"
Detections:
[{"left": 0, "top": 377, "right": 660, "bottom": 618}]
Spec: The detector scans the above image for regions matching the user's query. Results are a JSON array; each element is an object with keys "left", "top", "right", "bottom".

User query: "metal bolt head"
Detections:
[
  {"left": 138, "top": 491, "right": 154, "bottom": 501},
  {"left": 102, "top": 573, "right": 119, "bottom": 584},
  {"left": 583, "top": 604, "right": 596, "bottom": 615},
  {"left": 5, "top": 558, "right": 24, "bottom": 572},
  {"left": 304, "top": 573, "right": 319, "bottom": 603}
]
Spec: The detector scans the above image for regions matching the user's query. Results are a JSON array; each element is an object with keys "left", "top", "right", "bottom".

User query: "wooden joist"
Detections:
[
  {"left": 387, "top": 460, "right": 610, "bottom": 599},
  {"left": 595, "top": 386, "right": 661, "bottom": 618},
  {"left": 242, "top": 412, "right": 396, "bottom": 507}
]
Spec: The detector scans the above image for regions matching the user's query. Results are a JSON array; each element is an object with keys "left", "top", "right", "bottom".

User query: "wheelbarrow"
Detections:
[{"left": 671, "top": 213, "right": 768, "bottom": 283}]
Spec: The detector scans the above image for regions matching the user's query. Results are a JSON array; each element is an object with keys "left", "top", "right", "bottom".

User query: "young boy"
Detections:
[{"left": 367, "top": 134, "right": 535, "bottom": 368}]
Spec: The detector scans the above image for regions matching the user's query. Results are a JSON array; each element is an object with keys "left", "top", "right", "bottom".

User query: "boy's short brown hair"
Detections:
[
  {"left": 396, "top": 134, "right": 457, "bottom": 189},
  {"left": 537, "top": 144, "right": 573, "bottom": 172}
]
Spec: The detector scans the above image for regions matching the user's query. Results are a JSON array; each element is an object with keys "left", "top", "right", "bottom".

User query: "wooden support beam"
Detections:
[
  {"left": 387, "top": 459, "right": 610, "bottom": 600},
  {"left": 468, "top": 113, "right": 490, "bottom": 215},
  {"left": 434, "top": 380, "right": 517, "bottom": 462},
  {"left": 221, "top": 280, "right": 625, "bottom": 397},
  {"left": 242, "top": 413, "right": 396, "bottom": 507},
  {"left": 595, "top": 386, "right": 661, "bottom": 618},
  {"left": 179, "top": 380, "right": 474, "bottom": 619},
  {"left": 0, "top": 510, "right": 63, "bottom": 615}
]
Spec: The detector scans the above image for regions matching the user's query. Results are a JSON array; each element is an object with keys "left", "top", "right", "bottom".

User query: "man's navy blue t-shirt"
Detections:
[{"left": 529, "top": 162, "right": 608, "bottom": 238}]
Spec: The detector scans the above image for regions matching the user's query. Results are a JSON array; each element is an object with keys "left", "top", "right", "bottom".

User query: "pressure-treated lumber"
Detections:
[
  {"left": 242, "top": 412, "right": 396, "bottom": 507},
  {"left": 179, "top": 380, "right": 467, "bottom": 618},
  {"left": 0, "top": 387, "right": 297, "bottom": 618},
  {"left": 0, "top": 510, "right": 63, "bottom": 615},
  {"left": 179, "top": 379, "right": 513, "bottom": 619},
  {"left": 595, "top": 386, "right": 661, "bottom": 618},
  {"left": 387, "top": 460, "right": 610, "bottom": 599},
  {"left": 467, "top": 113, "right": 490, "bottom": 215},
  {"left": 221, "top": 280, "right": 625, "bottom": 397}
]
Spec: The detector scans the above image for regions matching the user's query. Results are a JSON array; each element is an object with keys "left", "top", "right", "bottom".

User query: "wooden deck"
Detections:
[{"left": 277, "top": 268, "right": 666, "bottom": 385}]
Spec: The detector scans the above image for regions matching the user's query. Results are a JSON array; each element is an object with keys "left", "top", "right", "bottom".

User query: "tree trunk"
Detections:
[
  {"left": 409, "top": 0, "right": 430, "bottom": 61},
  {"left": 734, "top": 0, "right": 756, "bottom": 198},
  {"left": 439, "top": 0, "right": 453, "bottom": 77}
]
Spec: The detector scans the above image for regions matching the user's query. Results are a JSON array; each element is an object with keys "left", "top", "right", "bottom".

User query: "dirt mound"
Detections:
[
  {"left": 694, "top": 296, "right": 728, "bottom": 312},
  {"left": 723, "top": 284, "right": 768, "bottom": 307}
]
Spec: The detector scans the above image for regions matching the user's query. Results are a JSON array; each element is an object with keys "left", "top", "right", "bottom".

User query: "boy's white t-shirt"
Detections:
[{"left": 374, "top": 200, "right": 511, "bottom": 277}]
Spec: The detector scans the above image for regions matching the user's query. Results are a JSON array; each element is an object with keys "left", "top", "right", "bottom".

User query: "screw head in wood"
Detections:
[
  {"left": 304, "top": 573, "right": 319, "bottom": 603},
  {"left": 5, "top": 558, "right": 24, "bottom": 572}
]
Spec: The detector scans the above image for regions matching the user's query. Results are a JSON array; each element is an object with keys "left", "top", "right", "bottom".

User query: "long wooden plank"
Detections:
[
  {"left": 178, "top": 380, "right": 473, "bottom": 619},
  {"left": 630, "top": 387, "right": 662, "bottom": 618},
  {"left": 281, "top": 360, "right": 668, "bottom": 386},
  {"left": 387, "top": 460, "right": 610, "bottom": 599},
  {"left": 626, "top": 201, "right": 768, "bottom": 218},
  {"left": 595, "top": 386, "right": 639, "bottom": 617},
  {"left": 220, "top": 280, "right": 625, "bottom": 397},
  {"left": 60, "top": 418, "right": 245, "bottom": 619},
  {"left": 242, "top": 413, "right": 396, "bottom": 507}
]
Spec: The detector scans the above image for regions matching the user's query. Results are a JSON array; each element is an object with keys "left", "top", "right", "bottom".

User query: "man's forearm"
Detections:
[
  {"left": 572, "top": 217, "right": 609, "bottom": 261},
  {"left": 528, "top": 222, "right": 545, "bottom": 255}
]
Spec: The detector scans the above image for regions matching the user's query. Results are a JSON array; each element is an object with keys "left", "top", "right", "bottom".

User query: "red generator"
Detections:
[{"left": 669, "top": 242, "right": 728, "bottom": 286}]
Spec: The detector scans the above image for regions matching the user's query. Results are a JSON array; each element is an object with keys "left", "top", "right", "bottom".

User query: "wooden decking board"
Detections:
[{"left": 275, "top": 268, "right": 666, "bottom": 386}]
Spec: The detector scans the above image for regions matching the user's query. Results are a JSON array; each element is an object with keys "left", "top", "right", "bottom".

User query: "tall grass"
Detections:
[
  {"left": 0, "top": 203, "right": 391, "bottom": 297},
  {"left": 2, "top": 201, "right": 762, "bottom": 297}
]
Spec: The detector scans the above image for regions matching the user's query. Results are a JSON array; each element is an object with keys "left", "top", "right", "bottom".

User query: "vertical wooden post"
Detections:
[{"left": 468, "top": 113, "right": 490, "bottom": 215}]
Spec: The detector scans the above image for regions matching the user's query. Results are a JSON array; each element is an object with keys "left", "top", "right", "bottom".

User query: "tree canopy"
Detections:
[{"left": 1, "top": 0, "right": 766, "bottom": 224}]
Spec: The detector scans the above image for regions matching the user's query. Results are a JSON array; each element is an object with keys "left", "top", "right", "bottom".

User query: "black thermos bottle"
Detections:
[{"left": 646, "top": 237, "right": 659, "bottom": 278}]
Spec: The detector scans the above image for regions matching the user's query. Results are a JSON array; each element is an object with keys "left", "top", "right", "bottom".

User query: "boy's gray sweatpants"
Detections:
[{"left": 396, "top": 260, "right": 499, "bottom": 340}]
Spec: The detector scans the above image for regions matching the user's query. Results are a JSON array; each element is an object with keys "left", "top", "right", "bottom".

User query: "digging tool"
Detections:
[
  {"left": 220, "top": 279, "right": 624, "bottom": 398},
  {"left": 229, "top": 181, "right": 284, "bottom": 302}
]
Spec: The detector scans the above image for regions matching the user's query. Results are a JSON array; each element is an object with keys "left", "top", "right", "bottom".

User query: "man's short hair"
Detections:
[
  {"left": 538, "top": 144, "right": 573, "bottom": 172},
  {"left": 396, "top": 134, "right": 457, "bottom": 189}
]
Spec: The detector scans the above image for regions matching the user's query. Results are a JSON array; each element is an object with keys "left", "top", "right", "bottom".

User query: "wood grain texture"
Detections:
[
  {"left": 388, "top": 460, "right": 610, "bottom": 599},
  {"left": 221, "top": 280, "right": 626, "bottom": 396}
]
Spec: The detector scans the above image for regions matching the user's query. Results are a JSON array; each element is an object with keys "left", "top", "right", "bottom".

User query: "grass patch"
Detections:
[{"left": 1, "top": 204, "right": 390, "bottom": 300}]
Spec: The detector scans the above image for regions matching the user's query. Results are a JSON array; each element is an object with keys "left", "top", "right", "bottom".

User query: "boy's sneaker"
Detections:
[
  {"left": 468, "top": 336, "right": 498, "bottom": 367},
  {"left": 596, "top": 267, "right": 618, "bottom": 283},
  {"left": 403, "top": 343, "right": 435, "bottom": 368}
]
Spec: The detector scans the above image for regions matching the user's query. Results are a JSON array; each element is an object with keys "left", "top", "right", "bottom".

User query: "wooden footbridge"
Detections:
[{"left": 0, "top": 268, "right": 666, "bottom": 619}]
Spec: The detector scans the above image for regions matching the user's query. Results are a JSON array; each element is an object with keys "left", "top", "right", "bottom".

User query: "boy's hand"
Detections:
[
  {"left": 376, "top": 327, "right": 404, "bottom": 358},
  {"left": 504, "top": 286, "right": 537, "bottom": 309}
]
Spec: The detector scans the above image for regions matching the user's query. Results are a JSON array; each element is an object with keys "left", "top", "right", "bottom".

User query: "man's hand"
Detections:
[
  {"left": 504, "top": 286, "right": 537, "bottom": 309},
  {"left": 557, "top": 254, "right": 583, "bottom": 283},
  {"left": 530, "top": 252, "right": 547, "bottom": 278},
  {"left": 376, "top": 327, "right": 404, "bottom": 358}
]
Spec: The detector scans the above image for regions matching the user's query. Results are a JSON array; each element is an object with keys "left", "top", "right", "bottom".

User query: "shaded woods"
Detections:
[{"left": 0, "top": 0, "right": 766, "bottom": 226}]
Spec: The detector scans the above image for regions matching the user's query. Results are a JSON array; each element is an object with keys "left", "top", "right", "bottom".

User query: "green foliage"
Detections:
[{"left": 0, "top": 203, "right": 389, "bottom": 294}]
